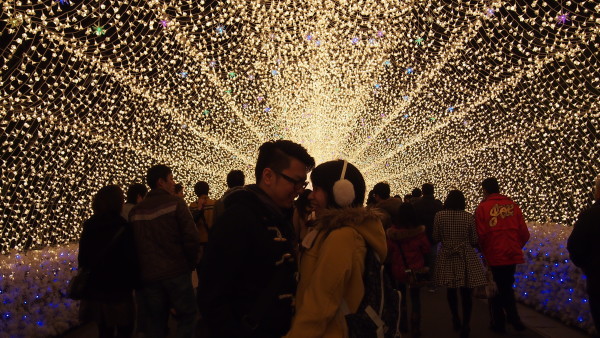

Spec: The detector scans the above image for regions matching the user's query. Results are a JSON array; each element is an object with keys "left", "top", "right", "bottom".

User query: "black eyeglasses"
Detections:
[{"left": 274, "top": 171, "right": 309, "bottom": 189}]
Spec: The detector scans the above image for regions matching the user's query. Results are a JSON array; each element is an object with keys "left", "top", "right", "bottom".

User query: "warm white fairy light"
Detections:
[{"left": 1, "top": 0, "right": 599, "bottom": 254}]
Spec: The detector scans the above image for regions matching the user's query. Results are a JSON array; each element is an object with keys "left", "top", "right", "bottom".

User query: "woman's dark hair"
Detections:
[
  {"left": 310, "top": 160, "right": 366, "bottom": 208},
  {"left": 421, "top": 183, "right": 434, "bottom": 196},
  {"left": 174, "top": 183, "right": 184, "bottom": 194},
  {"left": 396, "top": 202, "right": 418, "bottom": 228},
  {"left": 92, "top": 185, "right": 124, "bottom": 215},
  {"left": 444, "top": 190, "right": 466, "bottom": 211},
  {"left": 411, "top": 188, "right": 422, "bottom": 198},
  {"left": 294, "top": 189, "right": 312, "bottom": 219},
  {"left": 481, "top": 177, "right": 500, "bottom": 194},
  {"left": 194, "top": 181, "right": 209, "bottom": 197},
  {"left": 147, "top": 164, "right": 172, "bottom": 189},
  {"left": 126, "top": 183, "right": 148, "bottom": 204}
]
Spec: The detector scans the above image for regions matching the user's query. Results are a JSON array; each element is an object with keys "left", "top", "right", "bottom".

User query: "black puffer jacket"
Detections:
[
  {"left": 197, "top": 185, "right": 297, "bottom": 338},
  {"left": 78, "top": 212, "right": 138, "bottom": 301}
]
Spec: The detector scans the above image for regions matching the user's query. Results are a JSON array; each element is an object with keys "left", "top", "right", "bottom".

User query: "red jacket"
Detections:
[
  {"left": 475, "top": 193, "right": 530, "bottom": 266},
  {"left": 387, "top": 228, "right": 430, "bottom": 283}
]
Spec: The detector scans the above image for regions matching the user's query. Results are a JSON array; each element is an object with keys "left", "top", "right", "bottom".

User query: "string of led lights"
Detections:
[{"left": 1, "top": 0, "right": 598, "bottom": 254}]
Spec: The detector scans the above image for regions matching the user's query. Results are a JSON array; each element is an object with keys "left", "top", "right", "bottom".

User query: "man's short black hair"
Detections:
[
  {"left": 411, "top": 188, "right": 422, "bottom": 198},
  {"left": 147, "top": 165, "right": 172, "bottom": 189},
  {"left": 372, "top": 182, "right": 391, "bottom": 200},
  {"left": 126, "top": 183, "right": 148, "bottom": 204},
  {"left": 194, "top": 181, "right": 209, "bottom": 197},
  {"left": 422, "top": 183, "right": 434, "bottom": 196},
  {"left": 482, "top": 177, "right": 500, "bottom": 194},
  {"left": 226, "top": 170, "right": 245, "bottom": 188},
  {"left": 255, "top": 140, "right": 315, "bottom": 183}
]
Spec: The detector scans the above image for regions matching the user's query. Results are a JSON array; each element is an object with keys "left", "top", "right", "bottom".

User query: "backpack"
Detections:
[{"left": 344, "top": 245, "right": 402, "bottom": 338}]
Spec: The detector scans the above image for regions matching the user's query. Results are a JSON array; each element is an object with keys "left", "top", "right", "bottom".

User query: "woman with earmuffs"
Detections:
[{"left": 285, "top": 160, "right": 387, "bottom": 337}]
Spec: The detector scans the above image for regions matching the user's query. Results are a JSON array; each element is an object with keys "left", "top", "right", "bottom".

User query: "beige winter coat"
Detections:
[{"left": 286, "top": 207, "right": 387, "bottom": 338}]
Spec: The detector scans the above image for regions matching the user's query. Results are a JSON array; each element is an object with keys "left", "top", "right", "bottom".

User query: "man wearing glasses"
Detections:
[{"left": 198, "top": 140, "right": 315, "bottom": 338}]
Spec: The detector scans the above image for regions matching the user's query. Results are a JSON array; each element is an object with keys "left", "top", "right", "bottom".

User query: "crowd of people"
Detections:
[{"left": 76, "top": 139, "right": 599, "bottom": 338}]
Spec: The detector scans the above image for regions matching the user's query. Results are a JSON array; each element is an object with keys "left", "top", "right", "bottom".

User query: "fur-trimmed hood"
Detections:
[{"left": 314, "top": 207, "right": 387, "bottom": 260}]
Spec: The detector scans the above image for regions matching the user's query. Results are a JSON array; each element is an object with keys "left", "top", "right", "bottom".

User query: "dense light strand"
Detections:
[{"left": 1, "top": 0, "right": 599, "bottom": 253}]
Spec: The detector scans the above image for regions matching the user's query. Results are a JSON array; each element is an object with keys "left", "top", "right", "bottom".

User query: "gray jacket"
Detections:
[{"left": 130, "top": 188, "right": 202, "bottom": 283}]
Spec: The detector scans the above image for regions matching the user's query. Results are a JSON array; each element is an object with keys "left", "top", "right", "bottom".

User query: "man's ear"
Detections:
[
  {"left": 156, "top": 177, "right": 165, "bottom": 190},
  {"left": 262, "top": 168, "right": 275, "bottom": 186}
]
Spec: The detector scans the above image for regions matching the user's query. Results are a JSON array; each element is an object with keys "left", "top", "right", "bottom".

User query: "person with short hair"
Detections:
[
  {"left": 433, "top": 190, "right": 487, "bottom": 338},
  {"left": 78, "top": 185, "right": 138, "bottom": 338},
  {"left": 121, "top": 183, "right": 148, "bottom": 221},
  {"left": 412, "top": 188, "right": 423, "bottom": 200},
  {"left": 568, "top": 175, "right": 600, "bottom": 335},
  {"left": 129, "top": 165, "right": 202, "bottom": 338},
  {"left": 189, "top": 181, "right": 216, "bottom": 243},
  {"left": 413, "top": 183, "right": 443, "bottom": 287},
  {"left": 475, "top": 177, "right": 530, "bottom": 333},
  {"left": 371, "top": 182, "right": 391, "bottom": 203},
  {"left": 198, "top": 140, "right": 315, "bottom": 338},
  {"left": 214, "top": 170, "right": 246, "bottom": 221},
  {"left": 374, "top": 196, "right": 403, "bottom": 230}
]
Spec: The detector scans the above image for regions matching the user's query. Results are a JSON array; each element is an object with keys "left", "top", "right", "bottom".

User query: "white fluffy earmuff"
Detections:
[{"left": 333, "top": 160, "right": 355, "bottom": 207}]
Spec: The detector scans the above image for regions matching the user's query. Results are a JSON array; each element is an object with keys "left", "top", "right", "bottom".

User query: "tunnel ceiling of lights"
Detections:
[{"left": 1, "top": 0, "right": 599, "bottom": 253}]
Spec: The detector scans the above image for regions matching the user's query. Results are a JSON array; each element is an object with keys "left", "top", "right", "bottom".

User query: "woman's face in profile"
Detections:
[{"left": 308, "top": 186, "right": 328, "bottom": 215}]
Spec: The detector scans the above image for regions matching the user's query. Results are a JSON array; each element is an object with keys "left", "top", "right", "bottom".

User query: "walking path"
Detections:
[
  {"left": 62, "top": 288, "right": 591, "bottom": 337},
  {"left": 420, "top": 288, "right": 590, "bottom": 337}
]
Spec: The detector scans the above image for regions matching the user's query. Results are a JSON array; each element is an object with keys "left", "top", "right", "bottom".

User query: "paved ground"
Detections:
[
  {"left": 420, "top": 288, "right": 589, "bottom": 337},
  {"left": 62, "top": 288, "right": 591, "bottom": 337}
]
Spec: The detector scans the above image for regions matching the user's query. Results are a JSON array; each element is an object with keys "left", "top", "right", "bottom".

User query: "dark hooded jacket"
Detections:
[
  {"left": 568, "top": 201, "right": 600, "bottom": 277},
  {"left": 78, "top": 212, "right": 138, "bottom": 300},
  {"left": 197, "top": 184, "right": 297, "bottom": 338}
]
